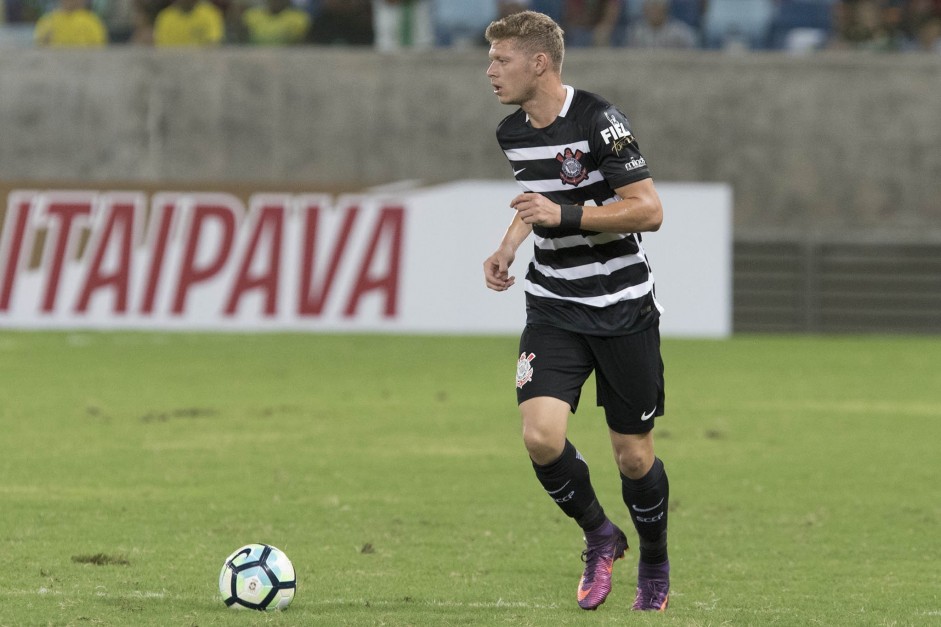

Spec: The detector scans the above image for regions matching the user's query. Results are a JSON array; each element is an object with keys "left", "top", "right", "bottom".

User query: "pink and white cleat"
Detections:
[{"left": 576, "top": 524, "right": 628, "bottom": 610}]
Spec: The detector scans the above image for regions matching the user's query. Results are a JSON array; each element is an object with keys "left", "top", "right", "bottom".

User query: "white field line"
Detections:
[
  {"left": 21, "top": 588, "right": 168, "bottom": 600},
  {"left": 16, "top": 589, "right": 551, "bottom": 610},
  {"left": 303, "top": 597, "right": 562, "bottom": 610}
]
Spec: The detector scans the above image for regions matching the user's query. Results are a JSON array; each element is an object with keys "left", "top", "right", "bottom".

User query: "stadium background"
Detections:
[
  {"left": 1, "top": 8, "right": 940, "bottom": 624},
  {"left": 0, "top": 46, "right": 939, "bottom": 333}
]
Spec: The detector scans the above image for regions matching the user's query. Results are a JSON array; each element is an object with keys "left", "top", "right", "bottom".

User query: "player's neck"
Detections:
[{"left": 523, "top": 82, "right": 568, "bottom": 129}]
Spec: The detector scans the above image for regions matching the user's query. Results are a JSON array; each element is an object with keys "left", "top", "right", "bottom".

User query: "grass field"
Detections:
[{"left": 0, "top": 331, "right": 939, "bottom": 626}]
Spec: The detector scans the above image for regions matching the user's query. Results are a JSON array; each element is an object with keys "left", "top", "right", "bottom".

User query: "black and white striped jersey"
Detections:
[{"left": 496, "top": 85, "right": 662, "bottom": 336}]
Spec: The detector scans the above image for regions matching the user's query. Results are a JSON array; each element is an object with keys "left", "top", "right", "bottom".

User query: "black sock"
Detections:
[
  {"left": 532, "top": 440, "right": 607, "bottom": 532},
  {"left": 621, "top": 457, "right": 669, "bottom": 564}
]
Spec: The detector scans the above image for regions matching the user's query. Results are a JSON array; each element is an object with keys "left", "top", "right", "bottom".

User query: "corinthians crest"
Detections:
[
  {"left": 516, "top": 352, "right": 535, "bottom": 389},
  {"left": 556, "top": 147, "right": 588, "bottom": 186}
]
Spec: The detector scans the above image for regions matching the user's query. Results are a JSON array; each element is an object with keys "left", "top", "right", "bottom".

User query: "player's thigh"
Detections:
[
  {"left": 589, "top": 324, "right": 665, "bottom": 435},
  {"left": 516, "top": 324, "right": 594, "bottom": 412}
]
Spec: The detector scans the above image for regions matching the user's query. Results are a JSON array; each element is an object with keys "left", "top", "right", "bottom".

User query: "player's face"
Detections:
[{"left": 487, "top": 39, "right": 537, "bottom": 106}]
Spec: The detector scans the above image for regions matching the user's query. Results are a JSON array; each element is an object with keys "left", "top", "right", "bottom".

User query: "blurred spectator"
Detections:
[
  {"left": 702, "top": 0, "right": 774, "bottom": 50},
  {"left": 906, "top": 0, "right": 941, "bottom": 24},
  {"left": 622, "top": 0, "right": 644, "bottom": 22},
  {"left": 530, "top": 0, "right": 562, "bottom": 22},
  {"left": 626, "top": 0, "right": 697, "bottom": 48},
  {"left": 562, "top": 0, "right": 621, "bottom": 46},
  {"left": 913, "top": 14, "right": 941, "bottom": 50},
  {"left": 11, "top": 0, "right": 941, "bottom": 52},
  {"left": 903, "top": 0, "right": 941, "bottom": 42},
  {"left": 153, "top": 0, "right": 224, "bottom": 44},
  {"left": 308, "top": 0, "right": 371, "bottom": 45},
  {"left": 240, "top": 0, "right": 309, "bottom": 44},
  {"left": 371, "top": 0, "right": 432, "bottom": 51},
  {"left": 499, "top": 0, "right": 530, "bottom": 18},
  {"left": 34, "top": 0, "right": 107, "bottom": 45},
  {"left": 880, "top": 0, "right": 910, "bottom": 48},
  {"left": 829, "top": 0, "right": 906, "bottom": 51},
  {"left": 89, "top": 0, "right": 137, "bottom": 41},
  {"left": 666, "top": 0, "right": 704, "bottom": 30},
  {"left": 767, "top": 0, "right": 833, "bottom": 53},
  {"left": 432, "top": 0, "right": 496, "bottom": 47},
  {"left": 129, "top": 0, "right": 169, "bottom": 44},
  {"left": 4, "top": 0, "right": 47, "bottom": 22}
]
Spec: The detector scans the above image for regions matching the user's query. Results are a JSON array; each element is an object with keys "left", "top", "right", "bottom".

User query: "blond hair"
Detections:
[{"left": 485, "top": 11, "right": 565, "bottom": 72}]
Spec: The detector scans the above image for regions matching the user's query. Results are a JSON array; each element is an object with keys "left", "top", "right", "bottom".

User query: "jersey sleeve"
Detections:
[{"left": 590, "top": 104, "right": 651, "bottom": 190}]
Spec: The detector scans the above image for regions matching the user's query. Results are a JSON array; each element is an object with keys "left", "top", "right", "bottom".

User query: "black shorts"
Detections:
[{"left": 515, "top": 323, "right": 665, "bottom": 435}]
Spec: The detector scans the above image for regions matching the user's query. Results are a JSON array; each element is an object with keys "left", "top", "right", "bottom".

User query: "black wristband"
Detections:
[{"left": 559, "top": 204, "right": 583, "bottom": 229}]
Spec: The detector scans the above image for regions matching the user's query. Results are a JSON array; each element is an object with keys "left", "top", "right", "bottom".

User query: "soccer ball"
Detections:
[{"left": 218, "top": 543, "right": 296, "bottom": 611}]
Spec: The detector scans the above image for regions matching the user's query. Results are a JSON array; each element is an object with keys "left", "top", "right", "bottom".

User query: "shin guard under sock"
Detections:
[
  {"left": 532, "top": 439, "right": 607, "bottom": 532},
  {"left": 621, "top": 457, "right": 669, "bottom": 564}
]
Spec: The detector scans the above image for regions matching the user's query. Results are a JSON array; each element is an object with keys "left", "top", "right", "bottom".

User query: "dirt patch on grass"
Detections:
[
  {"left": 71, "top": 553, "right": 130, "bottom": 566},
  {"left": 140, "top": 407, "right": 219, "bottom": 423}
]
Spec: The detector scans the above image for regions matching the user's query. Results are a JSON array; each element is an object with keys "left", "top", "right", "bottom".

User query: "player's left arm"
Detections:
[
  {"left": 580, "top": 178, "right": 662, "bottom": 233},
  {"left": 510, "top": 104, "right": 663, "bottom": 233},
  {"left": 509, "top": 178, "right": 662, "bottom": 233},
  {"left": 580, "top": 103, "right": 663, "bottom": 233}
]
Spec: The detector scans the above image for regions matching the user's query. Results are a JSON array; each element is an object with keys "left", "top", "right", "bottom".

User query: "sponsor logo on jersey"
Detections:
[
  {"left": 516, "top": 352, "right": 535, "bottom": 389},
  {"left": 556, "top": 148, "right": 588, "bottom": 186},
  {"left": 625, "top": 156, "right": 647, "bottom": 172},
  {"left": 601, "top": 113, "right": 634, "bottom": 149}
]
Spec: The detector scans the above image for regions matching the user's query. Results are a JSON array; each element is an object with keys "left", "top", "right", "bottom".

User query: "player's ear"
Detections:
[{"left": 533, "top": 52, "right": 549, "bottom": 76}]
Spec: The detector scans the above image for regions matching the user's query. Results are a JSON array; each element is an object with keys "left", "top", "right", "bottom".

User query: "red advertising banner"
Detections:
[
  {"left": 1, "top": 189, "right": 409, "bottom": 330},
  {"left": 0, "top": 181, "right": 732, "bottom": 336}
]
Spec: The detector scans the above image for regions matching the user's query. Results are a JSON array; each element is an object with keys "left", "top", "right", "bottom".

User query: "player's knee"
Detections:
[
  {"left": 519, "top": 398, "right": 569, "bottom": 464},
  {"left": 615, "top": 446, "right": 654, "bottom": 479},
  {"left": 522, "top": 425, "right": 564, "bottom": 465},
  {"left": 611, "top": 430, "right": 655, "bottom": 478},
  {"left": 617, "top": 456, "right": 646, "bottom": 478}
]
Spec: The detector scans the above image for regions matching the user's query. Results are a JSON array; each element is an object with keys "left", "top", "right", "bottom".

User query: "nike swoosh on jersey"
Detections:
[{"left": 513, "top": 168, "right": 526, "bottom": 176}]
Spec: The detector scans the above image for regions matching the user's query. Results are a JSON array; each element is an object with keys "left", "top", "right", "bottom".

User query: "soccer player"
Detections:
[{"left": 482, "top": 10, "right": 671, "bottom": 612}]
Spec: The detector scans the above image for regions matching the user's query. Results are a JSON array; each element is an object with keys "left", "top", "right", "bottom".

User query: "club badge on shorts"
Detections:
[{"left": 516, "top": 352, "right": 535, "bottom": 389}]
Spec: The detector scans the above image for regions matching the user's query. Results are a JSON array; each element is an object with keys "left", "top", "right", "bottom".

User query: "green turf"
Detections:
[{"left": 0, "top": 332, "right": 939, "bottom": 626}]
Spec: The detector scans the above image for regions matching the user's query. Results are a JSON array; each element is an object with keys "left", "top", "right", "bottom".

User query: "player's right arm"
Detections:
[{"left": 484, "top": 212, "right": 532, "bottom": 292}]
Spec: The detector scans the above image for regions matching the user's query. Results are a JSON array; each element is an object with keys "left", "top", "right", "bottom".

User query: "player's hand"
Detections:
[
  {"left": 483, "top": 246, "right": 516, "bottom": 292},
  {"left": 510, "top": 193, "right": 561, "bottom": 227}
]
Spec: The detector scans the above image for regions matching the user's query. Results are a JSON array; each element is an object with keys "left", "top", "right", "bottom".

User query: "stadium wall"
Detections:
[
  {"left": 1, "top": 48, "right": 938, "bottom": 333},
  {"left": 0, "top": 48, "right": 939, "bottom": 241}
]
